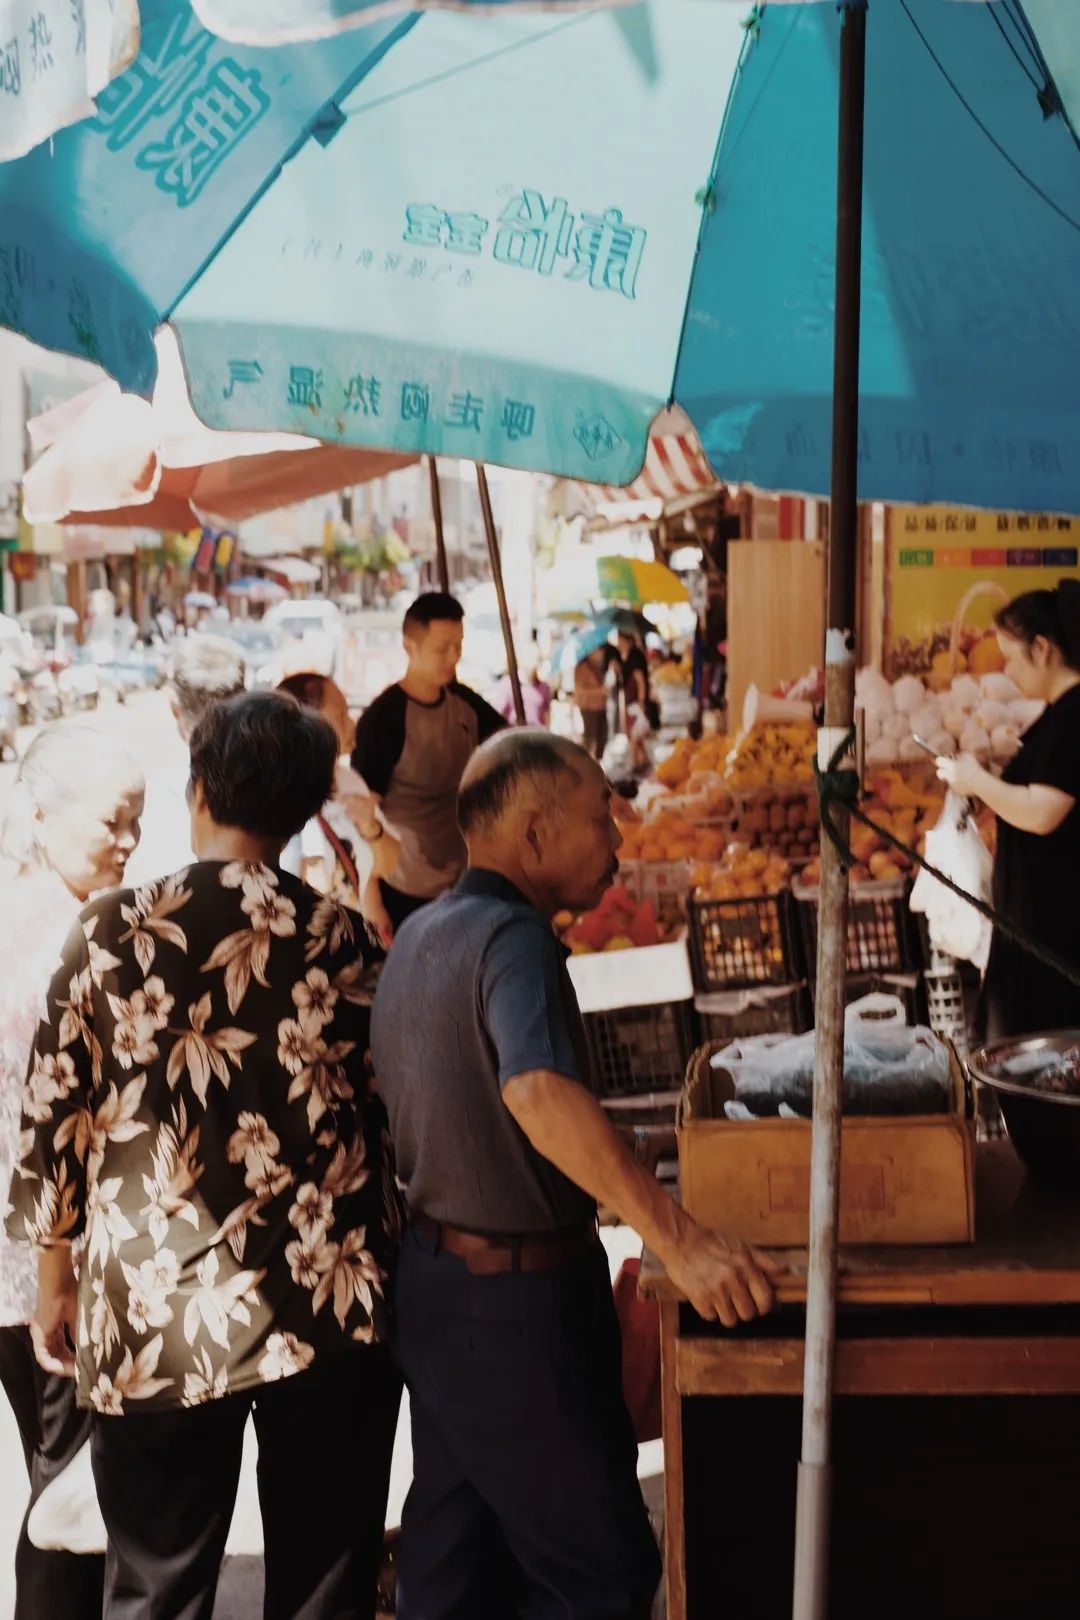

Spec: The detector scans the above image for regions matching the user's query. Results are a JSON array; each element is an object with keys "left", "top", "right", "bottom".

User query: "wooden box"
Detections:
[{"left": 677, "top": 1043, "right": 975, "bottom": 1246}]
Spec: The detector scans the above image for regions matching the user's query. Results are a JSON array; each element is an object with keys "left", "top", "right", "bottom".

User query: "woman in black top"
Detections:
[{"left": 939, "top": 581, "right": 1080, "bottom": 1040}]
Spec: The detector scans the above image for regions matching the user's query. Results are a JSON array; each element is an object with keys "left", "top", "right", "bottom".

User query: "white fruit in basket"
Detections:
[
  {"left": 910, "top": 700, "right": 941, "bottom": 740},
  {"left": 974, "top": 700, "right": 1008, "bottom": 733},
  {"left": 866, "top": 738, "right": 898, "bottom": 766},
  {"left": 929, "top": 730, "right": 957, "bottom": 756},
  {"left": 884, "top": 712, "right": 910, "bottom": 742},
  {"left": 959, "top": 721, "right": 991, "bottom": 755},
  {"left": 979, "top": 673, "right": 1021, "bottom": 703},
  {"left": 897, "top": 734, "right": 929, "bottom": 763},
  {"left": 940, "top": 701, "right": 967, "bottom": 741},
  {"left": 950, "top": 674, "right": 982, "bottom": 711},
  {"left": 990, "top": 724, "right": 1021, "bottom": 759},
  {"left": 856, "top": 666, "right": 894, "bottom": 707},
  {"left": 892, "top": 674, "right": 926, "bottom": 715}
]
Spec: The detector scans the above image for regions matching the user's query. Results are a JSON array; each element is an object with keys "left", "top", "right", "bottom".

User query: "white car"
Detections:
[{"left": 264, "top": 598, "right": 343, "bottom": 679}]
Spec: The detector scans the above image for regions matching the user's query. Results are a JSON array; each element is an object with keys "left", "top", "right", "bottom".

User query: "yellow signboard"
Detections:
[{"left": 888, "top": 507, "right": 1080, "bottom": 676}]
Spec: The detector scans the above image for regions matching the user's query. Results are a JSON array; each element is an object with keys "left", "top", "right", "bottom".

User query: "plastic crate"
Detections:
[
  {"left": 694, "top": 984, "right": 809, "bottom": 1045},
  {"left": 794, "top": 878, "right": 924, "bottom": 981},
  {"left": 688, "top": 889, "right": 804, "bottom": 992},
  {"left": 618, "top": 858, "right": 693, "bottom": 926},
  {"left": 583, "top": 1000, "right": 696, "bottom": 1097}
]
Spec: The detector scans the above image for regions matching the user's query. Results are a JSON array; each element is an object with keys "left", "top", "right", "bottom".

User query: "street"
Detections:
[{"left": 0, "top": 702, "right": 658, "bottom": 1615}]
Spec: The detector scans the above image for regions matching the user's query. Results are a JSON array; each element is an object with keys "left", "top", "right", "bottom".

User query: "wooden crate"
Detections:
[{"left": 677, "top": 1042, "right": 975, "bottom": 1246}]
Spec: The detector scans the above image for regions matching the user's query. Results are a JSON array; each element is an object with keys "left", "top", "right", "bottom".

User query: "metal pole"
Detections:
[
  {"left": 792, "top": 7, "right": 866, "bottom": 1620},
  {"left": 475, "top": 463, "right": 525, "bottom": 724},
  {"left": 428, "top": 456, "right": 450, "bottom": 594}
]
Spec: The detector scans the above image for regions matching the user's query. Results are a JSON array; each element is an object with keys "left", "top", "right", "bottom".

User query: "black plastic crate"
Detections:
[
  {"left": 583, "top": 1000, "right": 696, "bottom": 1096},
  {"left": 688, "top": 890, "right": 804, "bottom": 992},
  {"left": 694, "top": 983, "right": 810, "bottom": 1045},
  {"left": 795, "top": 880, "right": 924, "bottom": 981}
]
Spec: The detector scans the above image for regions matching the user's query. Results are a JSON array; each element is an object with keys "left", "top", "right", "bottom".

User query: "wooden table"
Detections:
[{"left": 641, "top": 1144, "right": 1080, "bottom": 1620}]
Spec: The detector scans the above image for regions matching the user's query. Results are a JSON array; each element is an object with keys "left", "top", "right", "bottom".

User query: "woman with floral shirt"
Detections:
[
  {"left": 7, "top": 691, "right": 402, "bottom": 1620},
  {"left": 0, "top": 723, "right": 144, "bottom": 1620}
]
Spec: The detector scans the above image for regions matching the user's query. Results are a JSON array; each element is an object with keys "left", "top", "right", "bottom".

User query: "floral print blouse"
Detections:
[{"left": 6, "top": 862, "right": 400, "bottom": 1415}]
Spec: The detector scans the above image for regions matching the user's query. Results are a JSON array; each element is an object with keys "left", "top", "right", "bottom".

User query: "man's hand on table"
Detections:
[{"left": 659, "top": 1222, "right": 779, "bottom": 1328}]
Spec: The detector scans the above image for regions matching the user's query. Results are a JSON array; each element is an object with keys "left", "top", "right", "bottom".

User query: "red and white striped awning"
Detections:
[
  {"left": 592, "top": 413, "right": 717, "bottom": 505},
  {"left": 560, "top": 408, "right": 721, "bottom": 523}
]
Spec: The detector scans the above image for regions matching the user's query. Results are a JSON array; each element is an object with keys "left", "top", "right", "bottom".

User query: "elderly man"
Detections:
[{"left": 372, "top": 731, "right": 777, "bottom": 1620}]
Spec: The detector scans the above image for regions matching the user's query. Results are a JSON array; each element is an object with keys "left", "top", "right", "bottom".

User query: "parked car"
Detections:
[{"left": 218, "top": 621, "right": 285, "bottom": 689}]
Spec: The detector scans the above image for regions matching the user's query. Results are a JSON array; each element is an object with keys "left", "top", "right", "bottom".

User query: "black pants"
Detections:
[
  {"left": 394, "top": 1226, "right": 661, "bottom": 1620},
  {"left": 580, "top": 711, "right": 609, "bottom": 761},
  {"left": 379, "top": 881, "right": 433, "bottom": 936},
  {"left": 91, "top": 1345, "right": 401, "bottom": 1620},
  {"left": 0, "top": 1323, "right": 105, "bottom": 1620}
]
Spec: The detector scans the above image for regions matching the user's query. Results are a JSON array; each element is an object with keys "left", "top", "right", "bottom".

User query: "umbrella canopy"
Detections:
[
  {"left": 1, "top": 2, "right": 139, "bottom": 162},
  {"left": 22, "top": 329, "right": 417, "bottom": 528},
  {"left": 595, "top": 557, "right": 687, "bottom": 608},
  {"left": 169, "top": 0, "right": 1078, "bottom": 511},
  {"left": 559, "top": 620, "right": 615, "bottom": 672},
  {"left": 3, "top": 2, "right": 1074, "bottom": 510}
]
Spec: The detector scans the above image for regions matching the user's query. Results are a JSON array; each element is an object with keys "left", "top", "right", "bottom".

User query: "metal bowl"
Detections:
[{"left": 968, "top": 1031, "right": 1080, "bottom": 1185}]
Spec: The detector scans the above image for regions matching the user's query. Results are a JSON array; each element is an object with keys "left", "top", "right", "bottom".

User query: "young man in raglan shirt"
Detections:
[{"left": 352, "top": 592, "right": 505, "bottom": 942}]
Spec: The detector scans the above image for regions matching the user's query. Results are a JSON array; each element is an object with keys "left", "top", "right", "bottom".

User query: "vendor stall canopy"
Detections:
[{"left": 1, "top": 0, "right": 1077, "bottom": 512}]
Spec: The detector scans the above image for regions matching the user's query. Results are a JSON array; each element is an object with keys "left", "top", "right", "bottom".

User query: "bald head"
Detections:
[
  {"left": 458, "top": 730, "right": 620, "bottom": 917},
  {"left": 458, "top": 731, "right": 590, "bottom": 841}
]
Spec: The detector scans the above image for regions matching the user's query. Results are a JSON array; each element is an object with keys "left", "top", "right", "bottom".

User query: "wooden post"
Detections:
[
  {"left": 792, "top": 7, "right": 866, "bottom": 1620},
  {"left": 475, "top": 463, "right": 525, "bottom": 724},
  {"left": 428, "top": 456, "right": 450, "bottom": 594}
]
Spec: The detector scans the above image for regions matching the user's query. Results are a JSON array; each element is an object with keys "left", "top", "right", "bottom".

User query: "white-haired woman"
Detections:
[{"left": 0, "top": 722, "right": 144, "bottom": 1620}]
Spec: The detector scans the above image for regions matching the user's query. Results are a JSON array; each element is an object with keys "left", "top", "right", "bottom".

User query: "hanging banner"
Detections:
[{"left": 888, "top": 506, "right": 1080, "bottom": 677}]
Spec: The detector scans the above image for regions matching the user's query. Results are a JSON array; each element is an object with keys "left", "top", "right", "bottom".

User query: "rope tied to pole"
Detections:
[{"left": 813, "top": 727, "right": 1080, "bottom": 994}]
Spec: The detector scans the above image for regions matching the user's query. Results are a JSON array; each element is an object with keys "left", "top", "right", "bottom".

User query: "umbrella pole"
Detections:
[
  {"left": 475, "top": 463, "right": 525, "bottom": 724},
  {"left": 792, "top": 7, "right": 866, "bottom": 1620},
  {"left": 427, "top": 456, "right": 450, "bottom": 594}
]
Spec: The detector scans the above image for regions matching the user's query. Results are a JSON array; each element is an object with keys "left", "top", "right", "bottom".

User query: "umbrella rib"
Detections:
[
  {"left": 162, "top": 17, "right": 418, "bottom": 328},
  {"left": 665, "top": 8, "right": 801, "bottom": 411},
  {"left": 986, "top": 5, "right": 1043, "bottom": 94},
  {"left": 897, "top": 0, "right": 1080, "bottom": 233}
]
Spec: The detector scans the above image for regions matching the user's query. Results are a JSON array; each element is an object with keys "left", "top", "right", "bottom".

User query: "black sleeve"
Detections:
[
  {"left": 451, "top": 682, "right": 507, "bottom": 743},
  {"left": 351, "top": 686, "right": 409, "bottom": 798},
  {"left": 1016, "top": 699, "right": 1080, "bottom": 801}
]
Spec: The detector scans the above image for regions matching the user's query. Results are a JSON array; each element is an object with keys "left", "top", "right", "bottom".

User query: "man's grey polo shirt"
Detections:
[{"left": 370, "top": 869, "right": 597, "bottom": 1236}]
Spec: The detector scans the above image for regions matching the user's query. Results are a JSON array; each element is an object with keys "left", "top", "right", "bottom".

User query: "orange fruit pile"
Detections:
[{"left": 691, "top": 845, "right": 792, "bottom": 902}]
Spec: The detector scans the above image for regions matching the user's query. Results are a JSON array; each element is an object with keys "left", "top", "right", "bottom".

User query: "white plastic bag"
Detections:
[
  {"left": 713, "top": 1024, "right": 951, "bottom": 1118},
  {"left": 909, "top": 790, "right": 993, "bottom": 970}
]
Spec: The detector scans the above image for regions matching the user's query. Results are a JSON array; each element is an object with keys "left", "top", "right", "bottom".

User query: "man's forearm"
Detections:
[{"left": 503, "top": 1069, "right": 691, "bottom": 1262}]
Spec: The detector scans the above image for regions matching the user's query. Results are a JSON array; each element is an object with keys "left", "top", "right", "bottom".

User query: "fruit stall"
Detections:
[{"left": 590, "top": 683, "right": 1080, "bottom": 1620}]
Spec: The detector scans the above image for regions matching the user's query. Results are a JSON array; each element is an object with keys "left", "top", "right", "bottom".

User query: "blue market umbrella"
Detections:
[
  {"left": 0, "top": 1, "right": 1076, "bottom": 513},
  {"left": 0, "top": 2, "right": 140, "bottom": 162}
]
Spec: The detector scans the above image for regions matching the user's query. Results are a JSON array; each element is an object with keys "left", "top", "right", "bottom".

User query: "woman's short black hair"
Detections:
[
  {"left": 189, "top": 691, "right": 336, "bottom": 842},
  {"left": 996, "top": 579, "right": 1080, "bottom": 671}
]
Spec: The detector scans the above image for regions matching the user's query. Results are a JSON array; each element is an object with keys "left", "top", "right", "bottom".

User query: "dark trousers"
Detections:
[
  {"left": 394, "top": 1226, "right": 661, "bottom": 1620},
  {"left": 91, "top": 1345, "right": 401, "bottom": 1620},
  {"left": 379, "top": 880, "right": 433, "bottom": 936},
  {"left": 0, "top": 1322, "right": 105, "bottom": 1620},
  {"left": 580, "top": 710, "right": 609, "bottom": 761}
]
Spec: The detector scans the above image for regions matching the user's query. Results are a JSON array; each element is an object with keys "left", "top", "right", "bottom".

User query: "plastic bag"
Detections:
[
  {"left": 909, "top": 790, "right": 993, "bottom": 969},
  {"left": 712, "top": 1022, "right": 951, "bottom": 1118}
]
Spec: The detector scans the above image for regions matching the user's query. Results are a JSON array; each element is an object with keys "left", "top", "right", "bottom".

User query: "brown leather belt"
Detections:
[{"left": 411, "top": 1211, "right": 599, "bottom": 1276}]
